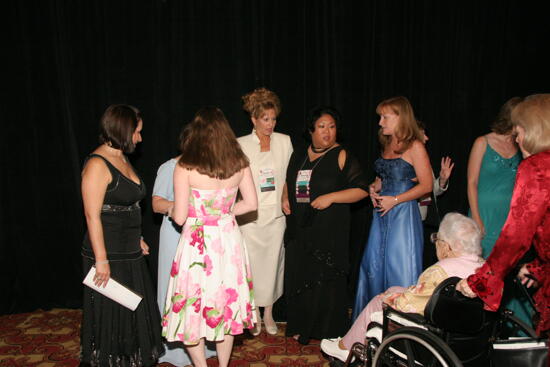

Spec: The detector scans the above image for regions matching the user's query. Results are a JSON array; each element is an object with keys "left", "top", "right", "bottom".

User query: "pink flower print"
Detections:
[
  {"left": 231, "top": 320, "right": 243, "bottom": 334},
  {"left": 192, "top": 190, "right": 201, "bottom": 198},
  {"left": 245, "top": 303, "right": 254, "bottom": 324},
  {"left": 223, "top": 305, "right": 233, "bottom": 322},
  {"left": 187, "top": 205, "right": 197, "bottom": 218},
  {"left": 190, "top": 226, "right": 205, "bottom": 254},
  {"left": 204, "top": 255, "right": 213, "bottom": 276},
  {"left": 177, "top": 333, "right": 185, "bottom": 342},
  {"left": 176, "top": 272, "right": 190, "bottom": 296},
  {"left": 213, "top": 287, "right": 228, "bottom": 310},
  {"left": 210, "top": 238, "right": 223, "bottom": 255},
  {"left": 170, "top": 260, "right": 179, "bottom": 277},
  {"left": 232, "top": 251, "right": 244, "bottom": 285},
  {"left": 214, "top": 196, "right": 224, "bottom": 210},
  {"left": 223, "top": 220, "right": 235, "bottom": 233},
  {"left": 187, "top": 314, "right": 201, "bottom": 343},
  {"left": 192, "top": 297, "right": 201, "bottom": 313},
  {"left": 172, "top": 294, "right": 186, "bottom": 314},
  {"left": 203, "top": 307, "right": 223, "bottom": 329},
  {"left": 221, "top": 195, "right": 234, "bottom": 213},
  {"left": 225, "top": 288, "right": 238, "bottom": 305}
]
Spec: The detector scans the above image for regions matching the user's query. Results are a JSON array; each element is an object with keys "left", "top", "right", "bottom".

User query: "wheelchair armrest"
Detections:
[
  {"left": 382, "top": 303, "right": 432, "bottom": 335},
  {"left": 424, "top": 277, "right": 487, "bottom": 334}
]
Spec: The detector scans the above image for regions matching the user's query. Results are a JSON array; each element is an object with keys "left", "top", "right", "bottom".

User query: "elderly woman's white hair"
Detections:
[{"left": 438, "top": 213, "right": 482, "bottom": 256}]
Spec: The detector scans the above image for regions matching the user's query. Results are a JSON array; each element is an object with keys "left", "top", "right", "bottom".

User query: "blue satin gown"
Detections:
[{"left": 353, "top": 157, "right": 423, "bottom": 320}]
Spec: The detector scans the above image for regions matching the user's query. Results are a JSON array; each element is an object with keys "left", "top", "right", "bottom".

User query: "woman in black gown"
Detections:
[
  {"left": 80, "top": 105, "right": 163, "bottom": 366},
  {"left": 284, "top": 107, "right": 369, "bottom": 344}
]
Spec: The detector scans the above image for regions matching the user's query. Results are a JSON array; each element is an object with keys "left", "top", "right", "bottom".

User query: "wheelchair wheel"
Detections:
[{"left": 373, "top": 327, "right": 462, "bottom": 367}]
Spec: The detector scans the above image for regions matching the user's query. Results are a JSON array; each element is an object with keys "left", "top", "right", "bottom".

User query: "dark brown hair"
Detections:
[
  {"left": 242, "top": 87, "right": 281, "bottom": 118},
  {"left": 491, "top": 97, "right": 523, "bottom": 135},
  {"left": 376, "top": 96, "right": 423, "bottom": 153},
  {"left": 178, "top": 107, "right": 249, "bottom": 179},
  {"left": 99, "top": 104, "right": 141, "bottom": 153}
]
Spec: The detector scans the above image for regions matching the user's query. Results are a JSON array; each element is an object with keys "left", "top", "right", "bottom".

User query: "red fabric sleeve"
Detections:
[{"left": 466, "top": 157, "right": 548, "bottom": 311}]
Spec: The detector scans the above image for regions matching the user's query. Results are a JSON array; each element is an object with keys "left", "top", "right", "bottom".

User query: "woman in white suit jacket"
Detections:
[{"left": 237, "top": 88, "right": 293, "bottom": 336}]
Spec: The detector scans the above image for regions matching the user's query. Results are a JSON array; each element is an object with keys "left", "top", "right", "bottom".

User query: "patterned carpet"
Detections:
[{"left": 0, "top": 309, "right": 330, "bottom": 367}]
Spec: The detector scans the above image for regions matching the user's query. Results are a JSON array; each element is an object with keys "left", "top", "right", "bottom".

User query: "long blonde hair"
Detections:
[{"left": 377, "top": 96, "right": 423, "bottom": 153}]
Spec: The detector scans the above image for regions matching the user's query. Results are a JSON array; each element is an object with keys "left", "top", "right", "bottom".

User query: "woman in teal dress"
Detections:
[{"left": 467, "top": 96, "right": 531, "bottom": 327}]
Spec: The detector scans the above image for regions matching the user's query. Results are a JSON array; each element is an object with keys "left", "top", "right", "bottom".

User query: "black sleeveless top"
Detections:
[{"left": 82, "top": 154, "right": 146, "bottom": 259}]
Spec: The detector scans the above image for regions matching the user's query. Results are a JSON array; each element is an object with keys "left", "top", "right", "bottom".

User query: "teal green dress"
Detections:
[
  {"left": 471, "top": 139, "right": 533, "bottom": 329},
  {"left": 475, "top": 141, "right": 521, "bottom": 257}
]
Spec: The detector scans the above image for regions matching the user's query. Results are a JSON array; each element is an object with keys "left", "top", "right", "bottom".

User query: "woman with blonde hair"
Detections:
[
  {"left": 458, "top": 94, "right": 550, "bottom": 339},
  {"left": 353, "top": 96, "right": 433, "bottom": 319},
  {"left": 237, "top": 87, "right": 293, "bottom": 336},
  {"left": 162, "top": 107, "right": 258, "bottom": 367}
]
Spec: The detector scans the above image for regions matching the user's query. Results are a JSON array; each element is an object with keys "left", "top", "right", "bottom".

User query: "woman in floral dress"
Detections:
[{"left": 162, "top": 107, "right": 258, "bottom": 367}]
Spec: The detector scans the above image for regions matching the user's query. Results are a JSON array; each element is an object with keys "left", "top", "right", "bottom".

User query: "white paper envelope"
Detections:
[{"left": 83, "top": 267, "right": 143, "bottom": 311}]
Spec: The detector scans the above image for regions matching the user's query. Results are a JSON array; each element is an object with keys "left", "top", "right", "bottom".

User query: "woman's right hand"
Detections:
[
  {"left": 282, "top": 198, "right": 291, "bottom": 215},
  {"left": 473, "top": 217, "right": 485, "bottom": 237},
  {"left": 94, "top": 262, "right": 111, "bottom": 288},
  {"left": 369, "top": 183, "right": 380, "bottom": 207}
]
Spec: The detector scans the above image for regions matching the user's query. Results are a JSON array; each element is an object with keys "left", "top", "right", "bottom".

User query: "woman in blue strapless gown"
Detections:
[{"left": 353, "top": 97, "right": 433, "bottom": 320}]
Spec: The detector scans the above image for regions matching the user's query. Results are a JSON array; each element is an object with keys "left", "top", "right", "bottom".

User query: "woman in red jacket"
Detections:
[{"left": 457, "top": 94, "right": 550, "bottom": 337}]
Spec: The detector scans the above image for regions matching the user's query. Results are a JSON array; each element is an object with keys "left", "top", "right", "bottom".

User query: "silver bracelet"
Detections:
[{"left": 95, "top": 259, "right": 109, "bottom": 265}]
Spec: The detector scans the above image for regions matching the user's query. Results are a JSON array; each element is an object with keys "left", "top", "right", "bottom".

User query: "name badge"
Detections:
[
  {"left": 296, "top": 169, "right": 312, "bottom": 203},
  {"left": 259, "top": 168, "right": 276, "bottom": 192}
]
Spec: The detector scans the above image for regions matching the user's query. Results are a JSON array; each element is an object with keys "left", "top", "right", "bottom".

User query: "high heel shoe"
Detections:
[
  {"left": 264, "top": 317, "right": 278, "bottom": 335},
  {"left": 251, "top": 310, "right": 262, "bottom": 336}
]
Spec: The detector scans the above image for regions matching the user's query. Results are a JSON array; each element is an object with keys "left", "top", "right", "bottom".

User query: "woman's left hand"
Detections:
[
  {"left": 311, "top": 194, "right": 334, "bottom": 210},
  {"left": 456, "top": 278, "right": 477, "bottom": 298},
  {"left": 518, "top": 264, "right": 538, "bottom": 288},
  {"left": 376, "top": 195, "right": 399, "bottom": 216},
  {"left": 140, "top": 237, "right": 150, "bottom": 255},
  {"left": 440, "top": 156, "right": 454, "bottom": 181}
]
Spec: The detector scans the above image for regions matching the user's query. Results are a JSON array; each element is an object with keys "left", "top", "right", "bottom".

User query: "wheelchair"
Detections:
[{"left": 332, "top": 277, "right": 547, "bottom": 367}]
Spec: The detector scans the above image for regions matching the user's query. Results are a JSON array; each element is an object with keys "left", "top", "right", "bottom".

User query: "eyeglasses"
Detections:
[{"left": 430, "top": 232, "right": 446, "bottom": 245}]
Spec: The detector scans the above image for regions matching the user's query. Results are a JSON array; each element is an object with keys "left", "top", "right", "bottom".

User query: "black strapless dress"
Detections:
[{"left": 80, "top": 154, "right": 163, "bottom": 367}]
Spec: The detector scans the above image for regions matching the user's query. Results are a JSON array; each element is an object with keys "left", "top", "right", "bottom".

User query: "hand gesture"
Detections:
[
  {"left": 282, "top": 197, "right": 291, "bottom": 215},
  {"left": 311, "top": 194, "right": 334, "bottom": 210},
  {"left": 456, "top": 278, "right": 477, "bottom": 298},
  {"left": 166, "top": 203, "right": 174, "bottom": 218},
  {"left": 375, "top": 195, "right": 399, "bottom": 216},
  {"left": 518, "top": 264, "right": 538, "bottom": 288},
  {"left": 471, "top": 216, "right": 485, "bottom": 237},
  {"left": 140, "top": 237, "right": 150, "bottom": 255},
  {"left": 439, "top": 156, "right": 455, "bottom": 183},
  {"left": 94, "top": 262, "right": 111, "bottom": 288},
  {"left": 369, "top": 181, "right": 381, "bottom": 207}
]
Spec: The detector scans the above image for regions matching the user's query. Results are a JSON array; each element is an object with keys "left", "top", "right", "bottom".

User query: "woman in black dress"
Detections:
[
  {"left": 80, "top": 105, "right": 163, "bottom": 366},
  {"left": 284, "top": 107, "right": 369, "bottom": 344}
]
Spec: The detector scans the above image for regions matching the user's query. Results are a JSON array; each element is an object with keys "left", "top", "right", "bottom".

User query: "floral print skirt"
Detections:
[{"left": 162, "top": 214, "right": 256, "bottom": 345}]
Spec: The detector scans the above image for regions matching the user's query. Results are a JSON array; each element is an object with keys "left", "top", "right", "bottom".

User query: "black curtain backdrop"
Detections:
[{"left": 3, "top": 0, "right": 548, "bottom": 314}]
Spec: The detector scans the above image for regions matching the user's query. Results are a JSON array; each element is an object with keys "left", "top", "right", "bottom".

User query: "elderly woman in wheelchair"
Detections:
[{"left": 321, "top": 212, "right": 485, "bottom": 364}]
